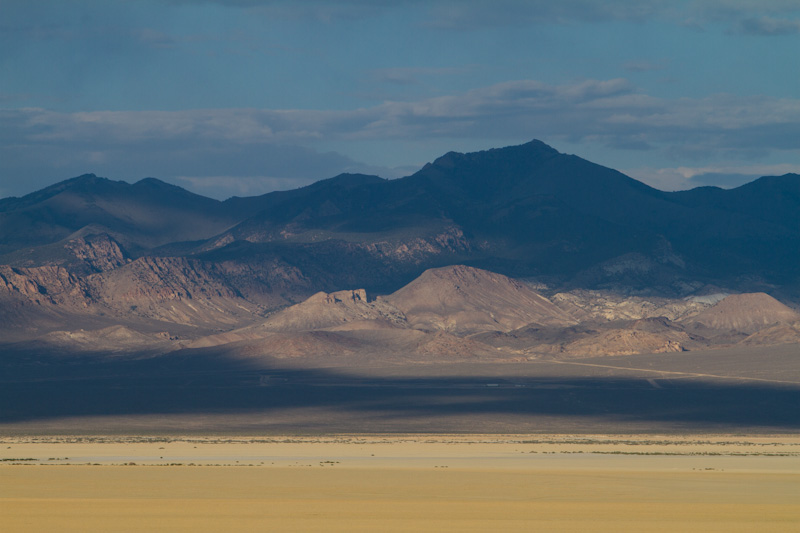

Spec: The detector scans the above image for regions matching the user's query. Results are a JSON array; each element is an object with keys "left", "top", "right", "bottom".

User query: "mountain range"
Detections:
[{"left": 2, "top": 139, "right": 800, "bottom": 359}]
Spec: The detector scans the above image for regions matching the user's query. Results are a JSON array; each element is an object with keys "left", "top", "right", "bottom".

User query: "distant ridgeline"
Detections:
[{"left": 2, "top": 139, "right": 800, "bottom": 354}]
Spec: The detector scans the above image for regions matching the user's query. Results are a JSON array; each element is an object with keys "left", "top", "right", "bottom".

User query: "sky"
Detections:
[{"left": 1, "top": 0, "right": 799, "bottom": 200}]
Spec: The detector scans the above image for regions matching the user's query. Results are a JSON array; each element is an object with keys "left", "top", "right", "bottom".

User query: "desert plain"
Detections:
[{"left": 2, "top": 434, "right": 799, "bottom": 532}]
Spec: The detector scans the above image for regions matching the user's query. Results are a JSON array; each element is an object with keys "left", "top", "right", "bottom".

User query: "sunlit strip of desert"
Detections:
[{"left": 2, "top": 435, "right": 799, "bottom": 532}]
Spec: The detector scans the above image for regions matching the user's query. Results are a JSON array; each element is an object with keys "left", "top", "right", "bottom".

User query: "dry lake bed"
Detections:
[{"left": 2, "top": 434, "right": 799, "bottom": 531}]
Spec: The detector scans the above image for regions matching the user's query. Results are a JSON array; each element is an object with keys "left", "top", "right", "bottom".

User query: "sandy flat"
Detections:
[{"left": 2, "top": 435, "right": 799, "bottom": 532}]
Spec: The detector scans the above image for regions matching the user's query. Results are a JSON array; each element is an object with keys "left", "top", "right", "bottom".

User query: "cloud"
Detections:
[
  {"left": 369, "top": 66, "right": 472, "bottom": 86},
  {"left": 736, "top": 16, "right": 800, "bottom": 35},
  {"left": 4, "top": 79, "right": 800, "bottom": 153},
  {"left": 174, "top": 175, "right": 320, "bottom": 198},
  {"left": 0, "top": 110, "right": 391, "bottom": 199},
  {"left": 0, "top": 92, "right": 32, "bottom": 103},
  {"left": 3, "top": 78, "right": 800, "bottom": 197}
]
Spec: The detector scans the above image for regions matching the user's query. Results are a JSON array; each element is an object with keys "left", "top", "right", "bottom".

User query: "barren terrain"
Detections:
[{"left": 2, "top": 435, "right": 799, "bottom": 532}]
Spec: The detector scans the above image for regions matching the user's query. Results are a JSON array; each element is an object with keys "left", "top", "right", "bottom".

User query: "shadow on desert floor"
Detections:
[{"left": 1, "top": 346, "right": 799, "bottom": 433}]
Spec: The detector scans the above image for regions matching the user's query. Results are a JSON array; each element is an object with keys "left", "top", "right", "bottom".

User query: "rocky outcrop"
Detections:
[
  {"left": 216, "top": 259, "right": 312, "bottom": 306},
  {"left": 89, "top": 256, "right": 262, "bottom": 326},
  {"left": 359, "top": 226, "right": 471, "bottom": 263},
  {"left": 96, "top": 256, "right": 239, "bottom": 302},
  {"left": 64, "top": 234, "right": 129, "bottom": 273},
  {"left": 552, "top": 290, "right": 710, "bottom": 322},
  {"left": 257, "top": 289, "right": 408, "bottom": 332}
]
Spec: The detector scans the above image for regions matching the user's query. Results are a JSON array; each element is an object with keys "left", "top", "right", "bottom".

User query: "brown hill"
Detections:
[
  {"left": 383, "top": 265, "right": 576, "bottom": 334},
  {"left": 688, "top": 293, "right": 800, "bottom": 334}
]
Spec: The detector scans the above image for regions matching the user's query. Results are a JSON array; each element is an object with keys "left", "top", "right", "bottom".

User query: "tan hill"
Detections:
[
  {"left": 412, "top": 330, "right": 502, "bottom": 359},
  {"left": 259, "top": 289, "right": 407, "bottom": 332},
  {"left": 189, "top": 288, "right": 408, "bottom": 349},
  {"left": 480, "top": 316, "right": 696, "bottom": 358},
  {"left": 688, "top": 293, "right": 800, "bottom": 334},
  {"left": 739, "top": 323, "right": 800, "bottom": 347},
  {"left": 382, "top": 265, "right": 576, "bottom": 334},
  {"left": 559, "top": 317, "right": 697, "bottom": 357},
  {"left": 560, "top": 328, "right": 689, "bottom": 357}
]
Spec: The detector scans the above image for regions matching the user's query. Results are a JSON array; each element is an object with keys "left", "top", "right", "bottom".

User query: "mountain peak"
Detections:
[
  {"left": 427, "top": 139, "right": 560, "bottom": 170},
  {"left": 308, "top": 173, "right": 386, "bottom": 190},
  {"left": 56, "top": 173, "right": 108, "bottom": 190},
  {"left": 133, "top": 177, "right": 176, "bottom": 188}
]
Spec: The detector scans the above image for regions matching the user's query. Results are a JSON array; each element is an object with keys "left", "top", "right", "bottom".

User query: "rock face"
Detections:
[
  {"left": 64, "top": 234, "right": 129, "bottom": 273},
  {"left": 551, "top": 290, "right": 709, "bottom": 322},
  {"left": 383, "top": 265, "right": 576, "bottom": 334},
  {"left": 91, "top": 256, "right": 258, "bottom": 326},
  {"left": 96, "top": 257, "right": 238, "bottom": 302},
  {"left": 0, "top": 255, "right": 265, "bottom": 330},
  {"left": 0, "top": 265, "right": 91, "bottom": 306},
  {"left": 688, "top": 293, "right": 800, "bottom": 334}
]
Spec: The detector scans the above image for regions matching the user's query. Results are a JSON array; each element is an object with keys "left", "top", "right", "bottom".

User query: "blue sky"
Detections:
[{"left": 2, "top": 0, "right": 799, "bottom": 199}]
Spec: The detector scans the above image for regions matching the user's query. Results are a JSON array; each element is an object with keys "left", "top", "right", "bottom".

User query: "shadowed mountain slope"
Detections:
[
  {"left": 4, "top": 140, "right": 800, "bottom": 309},
  {"left": 200, "top": 140, "right": 800, "bottom": 290},
  {"left": 0, "top": 174, "right": 243, "bottom": 256}
]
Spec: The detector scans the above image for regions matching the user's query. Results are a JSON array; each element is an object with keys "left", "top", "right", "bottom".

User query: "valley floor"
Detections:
[{"left": 2, "top": 435, "right": 799, "bottom": 532}]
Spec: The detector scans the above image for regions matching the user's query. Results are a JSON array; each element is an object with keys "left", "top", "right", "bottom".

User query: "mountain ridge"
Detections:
[{"left": 3, "top": 139, "right": 800, "bottom": 331}]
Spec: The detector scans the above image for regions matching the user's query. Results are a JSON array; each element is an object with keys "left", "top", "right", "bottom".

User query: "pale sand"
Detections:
[{"left": 2, "top": 435, "right": 799, "bottom": 532}]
